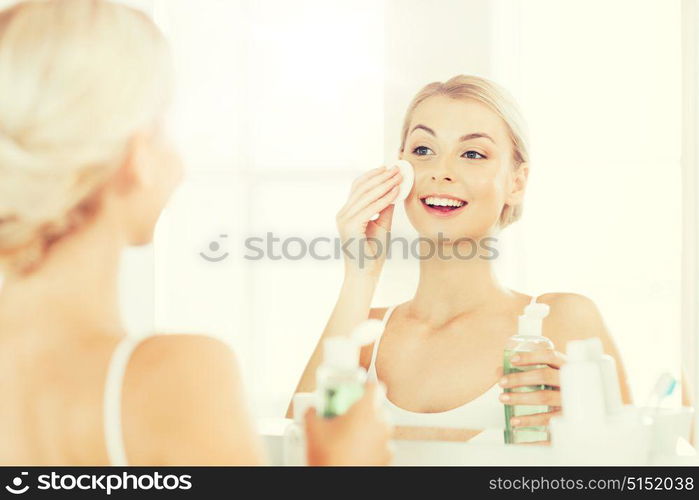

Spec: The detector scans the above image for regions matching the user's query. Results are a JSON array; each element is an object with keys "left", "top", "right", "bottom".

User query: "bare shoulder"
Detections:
[
  {"left": 125, "top": 333, "right": 243, "bottom": 412},
  {"left": 537, "top": 292, "right": 608, "bottom": 342},
  {"left": 129, "top": 333, "right": 238, "bottom": 377},
  {"left": 538, "top": 292, "right": 601, "bottom": 317},
  {"left": 121, "top": 334, "right": 259, "bottom": 464}
]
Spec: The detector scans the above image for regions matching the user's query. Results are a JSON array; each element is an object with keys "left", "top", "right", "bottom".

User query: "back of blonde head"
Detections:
[
  {"left": 0, "top": 0, "right": 171, "bottom": 274},
  {"left": 400, "top": 75, "right": 529, "bottom": 228}
]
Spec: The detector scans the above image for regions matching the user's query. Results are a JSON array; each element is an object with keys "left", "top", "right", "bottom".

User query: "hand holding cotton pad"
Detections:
[{"left": 369, "top": 160, "right": 414, "bottom": 221}]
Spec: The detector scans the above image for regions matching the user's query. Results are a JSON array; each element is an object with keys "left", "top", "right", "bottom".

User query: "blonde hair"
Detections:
[
  {"left": 0, "top": 0, "right": 171, "bottom": 274},
  {"left": 399, "top": 75, "right": 529, "bottom": 228}
]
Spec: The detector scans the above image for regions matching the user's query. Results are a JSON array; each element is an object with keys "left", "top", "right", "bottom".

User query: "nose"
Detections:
[
  {"left": 431, "top": 158, "right": 456, "bottom": 182},
  {"left": 431, "top": 173, "right": 453, "bottom": 182}
]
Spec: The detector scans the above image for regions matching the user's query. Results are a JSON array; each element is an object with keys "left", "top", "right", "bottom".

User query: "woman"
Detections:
[
  {"left": 0, "top": 0, "right": 391, "bottom": 465},
  {"left": 293, "top": 75, "right": 632, "bottom": 441}
]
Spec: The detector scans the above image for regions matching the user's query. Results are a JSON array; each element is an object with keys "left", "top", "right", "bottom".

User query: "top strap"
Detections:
[
  {"left": 369, "top": 305, "right": 397, "bottom": 374},
  {"left": 103, "top": 335, "right": 145, "bottom": 466}
]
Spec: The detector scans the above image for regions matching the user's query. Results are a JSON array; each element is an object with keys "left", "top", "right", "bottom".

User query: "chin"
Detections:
[
  {"left": 407, "top": 215, "right": 490, "bottom": 244},
  {"left": 416, "top": 227, "right": 484, "bottom": 244}
]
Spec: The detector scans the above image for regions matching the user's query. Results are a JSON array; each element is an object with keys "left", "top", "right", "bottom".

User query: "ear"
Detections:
[
  {"left": 505, "top": 161, "right": 529, "bottom": 205},
  {"left": 112, "top": 131, "right": 153, "bottom": 196}
]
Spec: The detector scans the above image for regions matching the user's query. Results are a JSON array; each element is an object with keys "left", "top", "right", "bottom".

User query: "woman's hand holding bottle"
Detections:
[
  {"left": 499, "top": 350, "right": 567, "bottom": 444},
  {"left": 304, "top": 383, "right": 393, "bottom": 465}
]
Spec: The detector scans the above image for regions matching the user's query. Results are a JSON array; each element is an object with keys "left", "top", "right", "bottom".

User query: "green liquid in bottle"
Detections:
[
  {"left": 503, "top": 349, "right": 552, "bottom": 444},
  {"left": 321, "top": 382, "right": 364, "bottom": 418}
]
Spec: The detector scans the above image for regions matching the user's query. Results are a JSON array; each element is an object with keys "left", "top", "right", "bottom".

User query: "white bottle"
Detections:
[
  {"left": 551, "top": 339, "right": 652, "bottom": 464},
  {"left": 586, "top": 337, "right": 623, "bottom": 415},
  {"left": 559, "top": 339, "right": 607, "bottom": 422},
  {"left": 283, "top": 392, "right": 315, "bottom": 466},
  {"left": 316, "top": 320, "right": 384, "bottom": 418}
]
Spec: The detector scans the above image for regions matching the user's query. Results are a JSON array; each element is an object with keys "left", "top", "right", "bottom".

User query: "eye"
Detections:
[
  {"left": 463, "top": 150, "right": 486, "bottom": 160},
  {"left": 412, "top": 145, "right": 434, "bottom": 156}
]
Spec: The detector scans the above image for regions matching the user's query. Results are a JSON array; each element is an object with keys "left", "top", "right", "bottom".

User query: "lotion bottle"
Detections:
[{"left": 503, "top": 302, "right": 554, "bottom": 444}]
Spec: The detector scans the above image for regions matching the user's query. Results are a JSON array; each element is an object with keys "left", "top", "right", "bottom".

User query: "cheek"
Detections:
[
  {"left": 469, "top": 175, "right": 499, "bottom": 199},
  {"left": 156, "top": 149, "right": 184, "bottom": 198},
  {"left": 141, "top": 151, "right": 182, "bottom": 230},
  {"left": 462, "top": 168, "right": 507, "bottom": 208}
]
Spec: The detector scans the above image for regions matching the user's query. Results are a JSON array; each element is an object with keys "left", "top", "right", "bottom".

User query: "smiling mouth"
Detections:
[{"left": 420, "top": 195, "right": 468, "bottom": 215}]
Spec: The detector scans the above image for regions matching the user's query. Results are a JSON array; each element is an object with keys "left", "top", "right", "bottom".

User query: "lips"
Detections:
[{"left": 419, "top": 194, "right": 468, "bottom": 217}]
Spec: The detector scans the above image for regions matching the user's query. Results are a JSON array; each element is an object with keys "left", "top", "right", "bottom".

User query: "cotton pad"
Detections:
[
  {"left": 393, "top": 159, "right": 414, "bottom": 203},
  {"left": 368, "top": 160, "right": 415, "bottom": 221}
]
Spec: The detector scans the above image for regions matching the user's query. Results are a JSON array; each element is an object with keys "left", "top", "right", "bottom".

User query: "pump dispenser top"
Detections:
[
  {"left": 322, "top": 319, "right": 383, "bottom": 371},
  {"left": 517, "top": 302, "right": 550, "bottom": 336}
]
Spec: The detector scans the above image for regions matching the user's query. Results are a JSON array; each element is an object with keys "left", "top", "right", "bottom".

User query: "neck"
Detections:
[
  {"left": 410, "top": 237, "right": 513, "bottom": 323},
  {"left": 0, "top": 216, "right": 126, "bottom": 339}
]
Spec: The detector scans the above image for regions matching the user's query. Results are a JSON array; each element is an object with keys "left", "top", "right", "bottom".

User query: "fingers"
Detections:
[
  {"left": 351, "top": 185, "right": 400, "bottom": 223},
  {"left": 499, "top": 367, "right": 560, "bottom": 389},
  {"left": 509, "top": 410, "right": 562, "bottom": 428},
  {"left": 369, "top": 203, "right": 395, "bottom": 233},
  {"left": 500, "top": 389, "right": 562, "bottom": 407},
  {"left": 345, "top": 175, "right": 401, "bottom": 221},
  {"left": 303, "top": 407, "right": 320, "bottom": 432},
  {"left": 353, "top": 382, "right": 393, "bottom": 433},
  {"left": 304, "top": 406, "right": 317, "bottom": 421},
  {"left": 509, "top": 350, "right": 566, "bottom": 369},
  {"left": 343, "top": 166, "right": 401, "bottom": 213},
  {"left": 349, "top": 165, "right": 389, "bottom": 192}
]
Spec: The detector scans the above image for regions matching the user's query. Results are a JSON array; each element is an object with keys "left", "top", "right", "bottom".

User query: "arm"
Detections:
[
  {"left": 288, "top": 274, "right": 379, "bottom": 406},
  {"left": 681, "top": 369, "right": 695, "bottom": 444},
  {"left": 122, "top": 334, "right": 265, "bottom": 465},
  {"left": 286, "top": 166, "right": 402, "bottom": 417}
]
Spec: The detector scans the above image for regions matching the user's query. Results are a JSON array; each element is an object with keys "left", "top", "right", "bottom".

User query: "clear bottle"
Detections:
[
  {"left": 316, "top": 320, "right": 384, "bottom": 418},
  {"left": 317, "top": 338, "right": 366, "bottom": 418},
  {"left": 503, "top": 302, "right": 554, "bottom": 444}
]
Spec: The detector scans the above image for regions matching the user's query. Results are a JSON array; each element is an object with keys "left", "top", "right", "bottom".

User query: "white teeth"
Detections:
[{"left": 424, "top": 196, "right": 465, "bottom": 208}]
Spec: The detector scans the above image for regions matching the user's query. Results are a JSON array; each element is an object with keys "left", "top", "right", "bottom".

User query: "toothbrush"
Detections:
[{"left": 643, "top": 372, "right": 677, "bottom": 411}]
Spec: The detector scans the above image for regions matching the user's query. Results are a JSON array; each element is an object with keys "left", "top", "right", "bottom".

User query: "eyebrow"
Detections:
[{"left": 410, "top": 124, "right": 496, "bottom": 144}]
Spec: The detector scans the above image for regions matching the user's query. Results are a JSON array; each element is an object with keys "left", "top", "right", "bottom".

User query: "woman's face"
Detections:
[{"left": 402, "top": 95, "right": 525, "bottom": 242}]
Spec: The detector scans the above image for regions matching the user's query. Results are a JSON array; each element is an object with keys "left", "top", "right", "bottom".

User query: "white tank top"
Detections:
[
  {"left": 367, "top": 295, "right": 541, "bottom": 435},
  {"left": 103, "top": 335, "right": 145, "bottom": 466}
]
